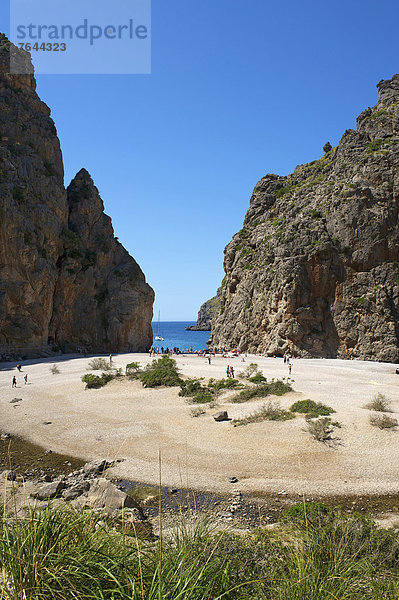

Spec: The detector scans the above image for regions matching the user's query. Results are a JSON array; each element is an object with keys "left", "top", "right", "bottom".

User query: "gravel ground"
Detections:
[{"left": 1, "top": 353, "right": 398, "bottom": 496}]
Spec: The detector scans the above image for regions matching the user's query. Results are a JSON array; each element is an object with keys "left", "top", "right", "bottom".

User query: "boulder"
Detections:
[
  {"left": 76, "top": 478, "right": 144, "bottom": 514},
  {"left": 33, "top": 479, "right": 66, "bottom": 500},
  {"left": 63, "top": 480, "right": 90, "bottom": 501},
  {"left": 213, "top": 411, "right": 229, "bottom": 421},
  {"left": 83, "top": 459, "right": 113, "bottom": 477}
]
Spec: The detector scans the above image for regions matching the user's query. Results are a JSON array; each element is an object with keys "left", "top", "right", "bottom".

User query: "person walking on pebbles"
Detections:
[
  {"left": 12, "top": 376, "right": 17, "bottom": 388},
  {"left": 24, "top": 374, "right": 28, "bottom": 385},
  {"left": 288, "top": 363, "right": 292, "bottom": 375}
]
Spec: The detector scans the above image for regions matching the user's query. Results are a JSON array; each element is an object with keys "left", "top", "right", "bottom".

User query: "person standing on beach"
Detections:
[
  {"left": 24, "top": 374, "right": 28, "bottom": 385},
  {"left": 226, "top": 365, "right": 230, "bottom": 378},
  {"left": 288, "top": 363, "right": 292, "bottom": 375},
  {"left": 230, "top": 366, "right": 235, "bottom": 378},
  {"left": 109, "top": 353, "right": 113, "bottom": 363},
  {"left": 16, "top": 363, "right": 22, "bottom": 372},
  {"left": 208, "top": 356, "right": 211, "bottom": 364},
  {"left": 12, "top": 376, "right": 17, "bottom": 388}
]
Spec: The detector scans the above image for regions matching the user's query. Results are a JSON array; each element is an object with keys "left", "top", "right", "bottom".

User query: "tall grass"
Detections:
[{"left": 0, "top": 502, "right": 399, "bottom": 599}]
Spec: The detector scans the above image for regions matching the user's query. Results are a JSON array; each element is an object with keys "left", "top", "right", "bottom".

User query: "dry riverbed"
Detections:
[{"left": 1, "top": 352, "right": 399, "bottom": 525}]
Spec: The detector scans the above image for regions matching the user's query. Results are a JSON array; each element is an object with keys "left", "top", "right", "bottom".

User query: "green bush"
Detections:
[
  {"left": 369, "top": 414, "right": 398, "bottom": 429},
  {"left": 207, "top": 377, "right": 242, "bottom": 391},
  {"left": 306, "top": 417, "right": 336, "bottom": 441},
  {"left": 179, "top": 378, "right": 204, "bottom": 397},
  {"left": 238, "top": 362, "right": 259, "bottom": 379},
  {"left": 290, "top": 398, "right": 335, "bottom": 418},
  {"left": 82, "top": 372, "right": 114, "bottom": 389},
  {"left": 12, "top": 186, "right": 25, "bottom": 201},
  {"left": 140, "top": 355, "right": 182, "bottom": 388},
  {"left": 231, "top": 380, "right": 292, "bottom": 403},
  {"left": 88, "top": 357, "right": 112, "bottom": 371},
  {"left": 125, "top": 361, "right": 141, "bottom": 379},
  {"left": 188, "top": 390, "right": 215, "bottom": 404},
  {"left": 248, "top": 372, "right": 267, "bottom": 384},
  {"left": 233, "top": 401, "right": 295, "bottom": 426},
  {"left": 364, "top": 393, "right": 392, "bottom": 412}
]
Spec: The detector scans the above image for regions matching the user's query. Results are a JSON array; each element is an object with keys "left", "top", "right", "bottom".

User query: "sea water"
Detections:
[{"left": 151, "top": 321, "right": 210, "bottom": 352}]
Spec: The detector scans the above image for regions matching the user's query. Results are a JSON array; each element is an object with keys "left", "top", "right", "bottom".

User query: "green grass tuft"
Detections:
[
  {"left": 290, "top": 398, "right": 335, "bottom": 418},
  {"left": 233, "top": 401, "right": 295, "bottom": 426},
  {"left": 231, "top": 380, "right": 292, "bottom": 403}
]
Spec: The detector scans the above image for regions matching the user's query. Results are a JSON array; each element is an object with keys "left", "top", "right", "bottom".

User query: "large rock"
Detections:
[
  {"left": 33, "top": 479, "right": 66, "bottom": 500},
  {"left": 0, "top": 36, "right": 154, "bottom": 356},
  {"left": 75, "top": 478, "right": 144, "bottom": 515},
  {"left": 63, "top": 481, "right": 90, "bottom": 501},
  {"left": 213, "top": 410, "right": 229, "bottom": 421},
  {"left": 82, "top": 459, "right": 113, "bottom": 477},
  {"left": 210, "top": 74, "right": 399, "bottom": 362}
]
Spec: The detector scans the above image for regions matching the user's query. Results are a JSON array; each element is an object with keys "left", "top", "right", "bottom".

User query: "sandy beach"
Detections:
[{"left": 1, "top": 353, "right": 399, "bottom": 496}]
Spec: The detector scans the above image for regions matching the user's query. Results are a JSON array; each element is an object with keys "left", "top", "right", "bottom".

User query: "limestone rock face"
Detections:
[
  {"left": 49, "top": 169, "right": 154, "bottom": 352},
  {"left": 187, "top": 288, "right": 221, "bottom": 331},
  {"left": 210, "top": 74, "right": 399, "bottom": 362},
  {"left": 0, "top": 38, "right": 154, "bottom": 355}
]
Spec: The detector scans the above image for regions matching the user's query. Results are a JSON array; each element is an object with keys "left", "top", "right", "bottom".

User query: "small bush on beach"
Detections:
[
  {"left": 233, "top": 401, "right": 295, "bottom": 426},
  {"left": 88, "top": 357, "right": 112, "bottom": 371},
  {"left": 369, "top": 414, "right": 398, "bottom": 429},
  {"left": 306, "top": 417, "right": 336, "bottom": 441},
  {"left": 290, "top": 398, "right": 335, "bottom": 418},
  {"left": 189, "top": 390, "right": 215, "bottom": 404},
  {"left": 140, "top": 355, "right": 182, "bottom": 388},
  {"left": 190, "top": 406, "right": 206, "bottom": 417},
  {"left": 125, "top": 361, "right": 141, "bottom": 379},
  {"left": 364, "top": 393, "right": 392, "bottom": 412},
  {"left": 231, "top": 379, "right": 292, "bottom": 403},
  {"left": 180, "top": 377, "right": 241, "bottom": 404},
  {"left": 248, "top": 372, "right": 267, "bottom": 384},
  {"left": 81, "top": 372, "right": 114, "bottom": 389},
  {"left": 50, "top": 364, "right": 60, "bottom": 375},
  {"left": 207, "top": 377, "right": 242, "bottom": 391},
  {"left": 179, "top": 378, "right": 204, "bottom": 397},
  {"left": 238, "top": 362, "right": 259, "bottom": 379}
]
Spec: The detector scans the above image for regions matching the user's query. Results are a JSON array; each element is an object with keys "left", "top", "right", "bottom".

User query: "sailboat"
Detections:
[{"left": 154, "top": 311, "right": 164, "bottom": 341}]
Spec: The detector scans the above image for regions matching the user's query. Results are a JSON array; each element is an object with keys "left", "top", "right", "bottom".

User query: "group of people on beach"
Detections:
[
  {"left": 12, "top": 363, "right": 28, "bottom": 387},
  {"left": 226, "top": 365, "right": 235, "bottom": 378},
  {"left": 149, "top": 346, "right": 230, "bottom": 357},
  {"left": 283, "top": 354, "right": 293, "bottom": 374}
]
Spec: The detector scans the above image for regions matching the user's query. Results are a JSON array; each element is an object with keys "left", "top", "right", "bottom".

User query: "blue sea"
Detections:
[{"left": 151, "top": 321, "right": 210, "bottom": 352}]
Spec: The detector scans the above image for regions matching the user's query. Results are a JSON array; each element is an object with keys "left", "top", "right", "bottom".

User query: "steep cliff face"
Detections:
[
  {"left": 187, "top": 289, "right": 221, "bottom": 331},
  {"left": 210, "top": 74, "right": 399, "bottom": 362},
  {"left": 49, "top": 170, "right": 153, "bottom": 352},
  {"left": 0, "top": 37, "right": 154, "bottom": 355}
]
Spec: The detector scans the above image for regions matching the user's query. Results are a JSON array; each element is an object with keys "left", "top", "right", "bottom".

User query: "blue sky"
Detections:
[{"left": 2, "top": 0, "right": 399, "bottom": 320}]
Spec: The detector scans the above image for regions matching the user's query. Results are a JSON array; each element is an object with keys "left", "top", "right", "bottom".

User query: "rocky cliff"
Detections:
[
  {"left": 0, "top": 36, "right": 154, "bottom": 356},
  {"left": 210, "top": 74, "right": 399, "bottom": 362},
  {"left": 186, "top": 289, "right": 221, "bottom": 331}
]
